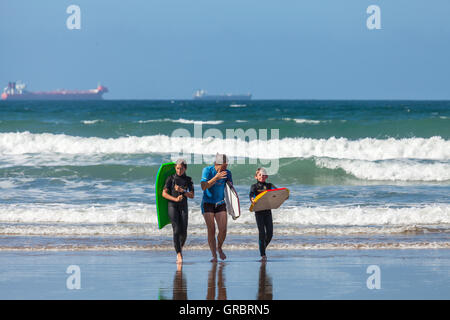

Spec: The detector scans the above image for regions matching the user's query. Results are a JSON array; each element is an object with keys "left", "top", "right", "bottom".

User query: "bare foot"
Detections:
[
  {"left": 260, "top": 255, "right": 267, "bottom": 262},
  {"left": 176, "top": 253, "right": 183, "bottom": 264},
  {"left": 210, "top": 256, "right": 218, "bottom": 263},
  {"left": 218, "top": 248, "right": 226, "bottom": 260}
]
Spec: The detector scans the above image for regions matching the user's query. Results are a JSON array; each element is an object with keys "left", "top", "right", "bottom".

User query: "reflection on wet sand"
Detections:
[
  {"left": 258, "top": 262, "right": 273, "bottom": 300},
  {"left": 207, "top": 262, "right": 227, "bottom": 300},
  {"left": 171, "top": 261, "right": 272, "bottom": 300},
  {"left": 172, "top": 263, "right": 187, "bottom": 300}
]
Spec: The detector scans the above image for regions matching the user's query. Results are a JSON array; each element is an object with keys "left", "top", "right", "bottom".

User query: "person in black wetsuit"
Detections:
[
  {"left": 162, "top": 159, "right": 194, "bottom": 264},
  {"left": 249, "top": 167, "right": 275, "bottom": 262}
]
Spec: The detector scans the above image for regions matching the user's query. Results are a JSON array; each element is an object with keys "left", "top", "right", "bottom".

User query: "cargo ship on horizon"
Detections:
[
  {"left": 193, "top": 89, "right": 252, "bottom": 101},
  {"left": 1, "top": 81, "right": 108, "bottom": 100}
]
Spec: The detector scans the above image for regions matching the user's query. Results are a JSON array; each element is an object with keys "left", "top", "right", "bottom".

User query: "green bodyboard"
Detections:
[{"left": 155, "top": 162, "right": 176, "bottom": 229}]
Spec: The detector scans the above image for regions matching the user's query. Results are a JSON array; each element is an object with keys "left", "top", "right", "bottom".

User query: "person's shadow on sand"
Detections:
[
  {"left": 207, "top": 262, "right": 227, "bottom": 300},
  {"left": 257, "top": 262, "right": 273, "bottom": 300}
]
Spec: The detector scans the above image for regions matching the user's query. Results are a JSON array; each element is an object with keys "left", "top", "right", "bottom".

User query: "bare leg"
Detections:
[
  {"left": 215, "top": 211, "right": 227, "bottom": 260},
  {"left": 203, "top": 212, "right": 217, "bottom": 262}
]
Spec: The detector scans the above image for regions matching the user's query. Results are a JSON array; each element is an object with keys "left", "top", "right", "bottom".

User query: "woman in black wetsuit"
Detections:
[
  {"left": 162, "top": 159, "right": 194, "bottom": 264},
  {"left": 249, "top": 167, "right": 275, "bottom": 262}
]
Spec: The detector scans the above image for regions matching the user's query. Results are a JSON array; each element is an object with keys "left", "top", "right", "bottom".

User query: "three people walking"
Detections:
[{"left": 162, "top": 155, "right": 274, "bottom": 263}]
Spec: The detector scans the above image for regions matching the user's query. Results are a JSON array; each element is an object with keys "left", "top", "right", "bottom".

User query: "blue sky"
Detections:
[{"left": 1, "top": 0, "right": 450, "bottom": 99}]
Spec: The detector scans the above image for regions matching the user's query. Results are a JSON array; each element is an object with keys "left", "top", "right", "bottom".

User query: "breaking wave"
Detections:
[{"left": 0, "top": 132, "right": 449, "bottom": 161}]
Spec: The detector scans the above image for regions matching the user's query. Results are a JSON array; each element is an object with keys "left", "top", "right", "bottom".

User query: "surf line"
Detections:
[{"left": 179, "top": 304, "right": 214, "bottom": 317}]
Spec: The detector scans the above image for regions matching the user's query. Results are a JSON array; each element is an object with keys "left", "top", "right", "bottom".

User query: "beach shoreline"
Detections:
[{"left": 1, "top": 249, "right": 448, "bottom": 300}]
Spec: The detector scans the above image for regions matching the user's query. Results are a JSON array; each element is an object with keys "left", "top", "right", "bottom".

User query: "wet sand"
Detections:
[{"left": 0, "top": 249, "right": 449, "bottom": 299}]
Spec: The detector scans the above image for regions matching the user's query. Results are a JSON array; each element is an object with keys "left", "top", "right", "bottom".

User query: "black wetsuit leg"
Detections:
[
  {"left": 179, "top": 204, "right": 189, "bottom": 248},
  {"left": 168, "top": 203, "right": 189, "bottom": 254},
  {"left": 264, "top": 212, "right": 273, "bottom": 248},
  {"left": 255, "top": 211, "right": 273, "bottom": 256}
]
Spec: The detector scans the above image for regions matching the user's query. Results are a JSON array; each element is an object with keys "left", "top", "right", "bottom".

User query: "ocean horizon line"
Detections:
[{"left": 3, "top": 98, "right": 450, "bottom": 102}]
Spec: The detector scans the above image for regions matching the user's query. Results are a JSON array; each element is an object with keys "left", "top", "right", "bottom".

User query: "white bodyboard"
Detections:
[{"left": 224, "top": 182, "right": 241, "bottom": 220}]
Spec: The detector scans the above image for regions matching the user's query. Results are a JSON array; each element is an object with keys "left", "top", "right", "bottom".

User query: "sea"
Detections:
[{"left": 0, "top": 100, "right": 449, "bottom": 252}]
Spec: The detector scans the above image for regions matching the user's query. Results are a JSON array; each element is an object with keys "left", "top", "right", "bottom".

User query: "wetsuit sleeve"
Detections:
[
  {"left": 201, "top": 167, "right": 210, "bottom": 182},
  {"left": 270, "top": 183, "right": 276, "bottom": 189},
  {"left": 187, "top": 177, "right": 194, "bottom": 192},
  {"left": 164, "top": 175, "right": 173, "bottom": 192},
  {"left": 249, "top": 184, "right": 257, "bottom": 200}
]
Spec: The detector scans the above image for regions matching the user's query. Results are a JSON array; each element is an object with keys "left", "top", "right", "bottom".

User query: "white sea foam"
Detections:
[
  {"left": 138, "top": 119, "right": 223, "bottom": 125},
  {"left": 0, "top": 153, "right": 161, "bottom": 168},
  {"left": 1, "top": 132, "right": 449, "bottom": 161},
  {"left": 0, "top": 242, "right": 448, "bottom": 251},
  {"left": 81, "top": 120, "right": 103, "bottom": 125},
  {"left": 0, "top": 203, "right": 155, "bottom": 224},
  {"left": 0, "top": 203, "right": 448, "bottom": 227},
  {"left": 0, "top": 180, "right": 17, "bottom": 189},
  {"left": 274, "top": 205, "right": 450, "bottom": 226},
  {"left": 1, "top": 223, "right": 446, "bottom": 237},
  {"left": 281, "top": 118, "right": 322, "bottom": 124},
  {"left": 316, "top": 158, "right": 450, "bottom": 181}
]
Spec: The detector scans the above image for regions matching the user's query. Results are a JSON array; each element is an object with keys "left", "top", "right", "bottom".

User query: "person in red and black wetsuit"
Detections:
[{"left": 249, "top": 167, "right": 275, "bottom": 262}]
